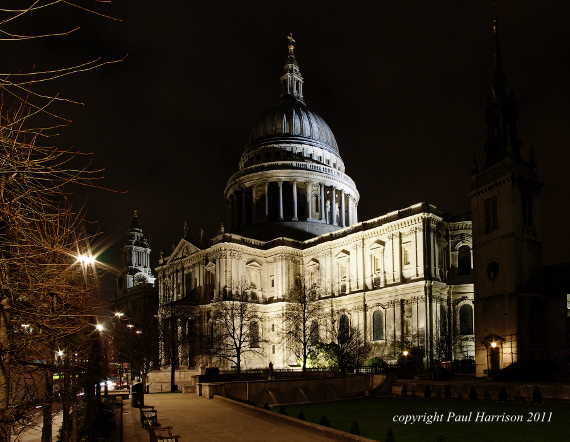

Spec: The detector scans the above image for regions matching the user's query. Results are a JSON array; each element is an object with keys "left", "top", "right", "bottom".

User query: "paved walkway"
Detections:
[{"left": 123, "top": 393, "right": 341, "bottom": 442}]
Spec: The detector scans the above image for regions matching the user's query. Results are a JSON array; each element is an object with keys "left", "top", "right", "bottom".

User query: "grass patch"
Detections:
[{"left": 271, "top": 396, "right": 570, "bottom": 441}]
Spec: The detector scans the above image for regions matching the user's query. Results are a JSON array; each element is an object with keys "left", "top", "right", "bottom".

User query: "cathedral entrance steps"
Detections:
[{"left": 390, "top": 378, "right": 570, "bottom": 402}]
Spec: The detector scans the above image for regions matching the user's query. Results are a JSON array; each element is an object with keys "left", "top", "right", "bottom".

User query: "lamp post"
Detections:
[
  {"left": 96, "top": 324, "right": 109, "bottom": 398},
  {"left": 114, "top": 313, "right": 124, "bottom": 389}
]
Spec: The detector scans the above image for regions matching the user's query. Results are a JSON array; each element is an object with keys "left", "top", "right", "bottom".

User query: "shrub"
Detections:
[
  {"left": 367, "top": 357, "right": 387, "bottom": 369},
  {"left": 298, "top": 410, "right": 305, "bottom": 420},
  {"left": 386, "top": 427, "right": 395, "bottom": 442},
  {"left": 401, "top": 385, "right": 407, "bottom": 397},
  {"left": 279, "top": 406, "right": 287, "bottom": 415},
  {"left": 498, "top": 385, "right": 507, "bottom": 402},
  {"left": 349, "top": 421, "right": 360, "bottom": 435},
  {"left": 319, "top": 415, "right": 330, "bottom": 427},
  {"left": 424, "top": 385, "right": 431, "bottom": 399},
  {"left": 533, "top": 386, "right": 543, "bottom": 404},
  {"left": 495, "top": 360, "right": 556, "bottom": 382},
  {"left": 469, "top": 386, "right": 478, "bottom": 400},
  {"left": 444, "top": 385, "right": 451, "bottom": 399},
  {"left": 263, "top": 403, "right": 270, "bottom": 410}
]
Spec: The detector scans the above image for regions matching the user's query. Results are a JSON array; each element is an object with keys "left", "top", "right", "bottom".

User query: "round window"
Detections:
[{"left": 486, "top": 260, "right": 500, "bottom": 280}]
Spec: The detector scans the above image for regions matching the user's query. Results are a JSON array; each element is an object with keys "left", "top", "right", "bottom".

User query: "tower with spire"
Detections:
[
  {"left": 116, "top": 211, "right": 156, "bottom": 295},
  {"left": 469, "top": 17, "right": 545, "bottom": 376}
]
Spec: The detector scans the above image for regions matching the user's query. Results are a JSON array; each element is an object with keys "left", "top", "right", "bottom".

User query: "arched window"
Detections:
[
  {"left": 250, "top": 322, "right": 260, "bottom": 348},
  {"left": 459, "top": 304, "right": 473, "bottom": 335},
  {"left": 372, "top": 310, "right": 384, "bottom": 341},
  {"left": 458, "top": 245, "right": 471, "bottom": 276},
  {"left": 309, "top": 320, "right": 320, "bottom": 346}
]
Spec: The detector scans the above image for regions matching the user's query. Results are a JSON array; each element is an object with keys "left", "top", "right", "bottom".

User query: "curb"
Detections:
[{"left": 214, "top": 396, "right": 376, "bottom": 442}]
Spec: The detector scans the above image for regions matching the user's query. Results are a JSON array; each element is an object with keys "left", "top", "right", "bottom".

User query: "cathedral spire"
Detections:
[
  {"left": 492, "top": 15, "right": 507, "bottom": 97},
  {"left": 482, "top": 13, "right": 522, "bottom": 170},
  {"left": 280, "top": 33, "right": 304, "bottom": 104}
]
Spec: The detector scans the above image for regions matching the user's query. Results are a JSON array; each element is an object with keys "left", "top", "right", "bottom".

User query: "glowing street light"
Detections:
[
  {"left": 96, "top": 324, "right": 104, "bottom": 332},
  {"left": 76, "top": 254, "right": 96, "bottom": 265},
  {"left": 114, "top": 312, "right": 124, "bottom": 319},
  {"left": 491, "top": 342, "right": 497, "bottom": 348},
  {"left": 403, "top": 351, "right": 408, "bottom": 356},
  {"left": 127, "top": 324, "right": 134, "bottom": 329},
  {"left": 57, "top": 350, "right": 64, "bottom": 357}
]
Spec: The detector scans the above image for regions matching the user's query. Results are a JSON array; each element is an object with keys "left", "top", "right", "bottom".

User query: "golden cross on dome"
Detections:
[{"left": 287, "top": 33, "right": 295, "bottom": 56}]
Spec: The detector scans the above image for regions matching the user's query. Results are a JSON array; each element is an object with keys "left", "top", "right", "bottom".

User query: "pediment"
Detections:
[
  {"left": 246, "top": 259, "right": 262, "bottom": 269},
  {"left": 169, "top": 238, "right": 200, "bottom": 261},
  {"left": 370, "top": 240, "right": 385, "bottom": 252},
  {"left": 335, "top": 249, "right": 350, "bottom": 260},
  {"left": 307, "top": 258, "right": 320, "bottom": 269}
]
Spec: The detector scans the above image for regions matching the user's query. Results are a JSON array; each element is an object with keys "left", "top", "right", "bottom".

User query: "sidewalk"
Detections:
[{"left": 123, "top": 392, "right": 369, "bottom": 442}]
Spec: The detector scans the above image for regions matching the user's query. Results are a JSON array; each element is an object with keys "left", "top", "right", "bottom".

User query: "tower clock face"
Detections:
[{"left": 134, "top": 273, "right": 147, "bottom": 285}]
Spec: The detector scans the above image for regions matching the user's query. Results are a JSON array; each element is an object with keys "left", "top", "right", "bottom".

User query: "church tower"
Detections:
[
  {"left": 115, "top": 210, "right": 156, "bottom": 296},
  {"left": 469, "top": 18, "right": 544, "bottom": 376}
]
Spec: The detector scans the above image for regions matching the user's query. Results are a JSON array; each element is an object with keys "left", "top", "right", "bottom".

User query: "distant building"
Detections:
[{"left": 112, "top": 212, "right": 159, "bottom": 372}]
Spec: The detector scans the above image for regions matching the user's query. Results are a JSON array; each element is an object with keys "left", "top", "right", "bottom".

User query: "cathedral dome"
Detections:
[
  {"left": 224, "top": 35, "right": 359, "bottom": 241},
  {"left": 244, "top": 98, "right": 339, "bottom": 156}
]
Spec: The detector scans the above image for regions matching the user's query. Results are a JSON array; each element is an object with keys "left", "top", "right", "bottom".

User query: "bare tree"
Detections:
[
  {"left": 210, "top": 279, "right": 264, "bottom": 374},
  {"left": 316, "top": 307, "right": 369, "bottom": 375},
  {"left": 0, "top": 2, "right": 121, "bottom": 439},
  {"left": 281, "top": 276, "right": 324, "bottom": 371}
]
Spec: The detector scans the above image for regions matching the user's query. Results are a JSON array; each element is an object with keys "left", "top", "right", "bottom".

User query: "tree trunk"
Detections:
[
  {"left": 41, "top": 368, "right": 53, "bottom": 442},
  {"left": 0, "top": 298, "right": 10, "bottom": 442},
  {"left": 71, "top": 398, "right": 77, "bottom": 442}
]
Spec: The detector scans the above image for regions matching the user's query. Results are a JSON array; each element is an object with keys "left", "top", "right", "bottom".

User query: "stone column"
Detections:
[
  {"left": 307, "top": 182, "right": 313, "bottom": 220},
  {"left": 340, "top": 189, "right": 345, "bottom": 227},
  {"left": 320, "top": 183, "right": 325, "bottom": 222},
  {"left": 331, "top": 187, "right": 336, "bottom": 226},
  {"left": 292, "top": 179, "right": 298, "bottom": 221},
  {"left": 278, "top": 180, "right": 284, "bottom": 220},
  {"left": 354, "top": 202, "right": 358, "bottom": 224},
  {"left": 241, "top": 188, "right": 247, "bottom": 226},
  {"left": 232, "top": 193, "right": 237, "bottom": 229},
  {"left": 264, "top": 181, "right": 269, "bottom": 220},
  {"left": 251, "top": 186, "right": 256, "bottom": 223}
]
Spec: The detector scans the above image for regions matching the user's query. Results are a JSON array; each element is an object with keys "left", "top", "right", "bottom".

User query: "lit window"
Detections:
[{"left": 372, "top": 310, "right": 384, "bottom": 340}]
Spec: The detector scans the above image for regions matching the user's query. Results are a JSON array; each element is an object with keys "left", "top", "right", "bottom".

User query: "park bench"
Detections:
[
  {"left": 139, "top": 406, "right": 158, "bottom": 427},
  {"left": 145, "top": 418, "right": 181, "bottom": 442}
]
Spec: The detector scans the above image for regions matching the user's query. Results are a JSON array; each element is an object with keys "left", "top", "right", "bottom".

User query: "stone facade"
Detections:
[{"left": 153, "top": 38, "right": 475, "bottom": 371}]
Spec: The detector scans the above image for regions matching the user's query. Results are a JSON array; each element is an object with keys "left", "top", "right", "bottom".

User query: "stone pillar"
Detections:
[
  {"left": 241, "top": 188, "right": 247, "bottom": 226},
  {"left": 251, "top": 186, "right": 256, "bottom": 223},
  {"left": 292, "top": 179, "right": 298, "bottom": 221},
  {"left": 340, "top": 189, "right": 345, "bottom": 227},
  {"left": 307, "top": 182, "right": 313, "bottom": 220},
  {"left": 347, "top": 196, "right": 353, "bottom": 226},
  {"left": 320, "top": 183, "right": 326, "bottom": 222},
  {"left": 264, "top": 181, "right": 269, "bottom": 220},
  {"left": 354, "top": 202, "right": 358, "bottom": 224},
  {"left": 331, "top": 186, "right": 332, "bottom": 226},
  {"left": 232, "top": 193, "right": 237, "bottom": 229},
  {"left": 278, "top": 180, "right": 284, "bottom": 220}
]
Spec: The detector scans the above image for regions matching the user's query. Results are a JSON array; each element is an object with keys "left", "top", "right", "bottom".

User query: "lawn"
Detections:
[{"left": 271, "top": 396, "right": 570, "bottom": 442}]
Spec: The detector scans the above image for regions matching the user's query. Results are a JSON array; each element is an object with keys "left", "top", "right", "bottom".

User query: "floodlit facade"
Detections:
[{"left": 154, "top": 38, "right": 475, "bottom": 371}]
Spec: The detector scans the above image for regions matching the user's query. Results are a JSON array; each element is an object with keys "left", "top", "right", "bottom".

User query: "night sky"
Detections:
[{"left": 4, "top": 1, "right": 569, "bottom": 300}]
